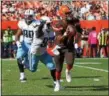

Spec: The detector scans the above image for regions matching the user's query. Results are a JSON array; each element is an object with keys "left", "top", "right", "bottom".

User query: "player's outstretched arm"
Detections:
[{"left": 36, "top": 22, "right": 45, "bottom": 38}]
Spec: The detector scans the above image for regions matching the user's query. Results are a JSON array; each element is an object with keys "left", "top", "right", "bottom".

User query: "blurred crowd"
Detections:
[
  {"left": 1, "top": 26, "right": 109, "bottom": 59},
  {"left": 2, "top": 1, "right": 108, "bottom": 21},
  {"left": 79, "top": 27, "right": 109, "bottom": 58},
  {"left": 1, "top": 27, "right": 17, "bottom": 58}
]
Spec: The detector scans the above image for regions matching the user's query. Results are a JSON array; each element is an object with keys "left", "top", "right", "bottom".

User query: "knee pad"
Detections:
[{"left": 46, "top": 63, "right": 56, "bottom": 70}]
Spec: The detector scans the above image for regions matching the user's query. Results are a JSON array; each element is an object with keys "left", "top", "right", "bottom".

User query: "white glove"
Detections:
[
  {"left": 16, "top": 41, "right": 22, "bottom": 48},
  {"left": 52, "top": 45, "right": 61, "bottom": 56},
  {"left": 74, "top": 43, "right": 78, "bottom": 49}
]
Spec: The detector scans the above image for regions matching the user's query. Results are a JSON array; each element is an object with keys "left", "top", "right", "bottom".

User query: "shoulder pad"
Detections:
[{"left": 32, "top": 20, "right": 41, "bottom": 27}]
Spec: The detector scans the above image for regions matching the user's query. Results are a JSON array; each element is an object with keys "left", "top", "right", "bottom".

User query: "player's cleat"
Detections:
[
  {"left": 20, "top": 77, "right": 27, "bottom": 82},
  {"left": 65, "top": 69, "right": 71, "bottom": 82},
  {"left": 54, "top": 80, "right": 61, "bottom": 92}
]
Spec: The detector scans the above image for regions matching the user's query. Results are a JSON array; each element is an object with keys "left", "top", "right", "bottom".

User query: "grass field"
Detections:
[{"left": 1, "top": 58, "right": 109, "bottom": 95}]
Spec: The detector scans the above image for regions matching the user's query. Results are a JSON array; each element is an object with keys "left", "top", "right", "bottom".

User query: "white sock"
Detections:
[
  {"left": 20, "top": 72, "right": 25, "bottom": 78},
  {"left": 56, "top": 80, "right": 60, "bottom": 85},
  {"left": 66, "top": 69, "right": 69, "bottom": 73}
]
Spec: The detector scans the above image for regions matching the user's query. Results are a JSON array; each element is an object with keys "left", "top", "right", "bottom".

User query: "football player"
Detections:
[
  {"left": 15, "top": 9, "right": 56, "bottom": 84},
  {"left": 51, "top": 5, "right": 82, "bottom": 91},
  {"left": 29, "top": 16, "right": 57, "bottom": 84}
]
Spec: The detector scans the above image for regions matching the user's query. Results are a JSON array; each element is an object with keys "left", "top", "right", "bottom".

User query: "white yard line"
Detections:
[
  {"left": 74, "top": 65, "right": 109, "bottom": 73},
  {"left": 1, "top": 58, "right": 16, "bottom": 61},
  {"left": 75, "top": 62, "right": 101, "bottom": 64},
  {"left": 76, "top": 58, "right": 108, "bottom": 60}
]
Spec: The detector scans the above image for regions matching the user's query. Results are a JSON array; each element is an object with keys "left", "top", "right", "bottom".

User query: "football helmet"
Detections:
[
  {"left": 60, "top": 5, "right": 71, "bottom": 14},
  {"left": 24, "top": 9, "right": 35, "bottom": 24},
  {"left": 41, "top": 16, "right": 51, "bottom": 23},
  {"left": 57, "top": 5, "right": 71, "bottom": 18}
]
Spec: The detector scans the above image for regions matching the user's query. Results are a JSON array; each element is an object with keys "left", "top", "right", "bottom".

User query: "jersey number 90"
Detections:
[{"left": 23, "top": 30, "right": 34, "bottom": 38}]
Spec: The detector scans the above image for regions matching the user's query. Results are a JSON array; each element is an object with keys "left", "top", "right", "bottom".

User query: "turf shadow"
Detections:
[
  {"left": 30, "top": 77, "right": 51, "bottom": 81},
  {"left": 46, "top": 85, "right": 109, "bottom": 92},
  {"left": 64, "top": 85, "right": 109, "bottom": 91}
]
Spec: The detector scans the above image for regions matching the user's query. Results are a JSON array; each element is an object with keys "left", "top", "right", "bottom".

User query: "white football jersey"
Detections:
[
  {"left": 31, "top": 24, "right": 55, "bottom": 55},
  {"left": 18, "top": 19, "right": 41, "bottom": 44}
]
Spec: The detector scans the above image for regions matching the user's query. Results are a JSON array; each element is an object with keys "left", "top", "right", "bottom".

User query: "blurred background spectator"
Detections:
[
  {"left": 97, "top": 28, "right": 109, "bottom": 57},
  {"left": 81, "top": 28, "right": 89, "bottom": 57},
  {"left": 2, "top": 26, "right": 14, "bottom": 58},
  {"left": 88, "top": 27, "right": 98, "bottom": 57}
]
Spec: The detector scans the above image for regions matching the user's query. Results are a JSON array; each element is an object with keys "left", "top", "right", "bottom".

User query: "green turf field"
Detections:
[{"left": 1, "top": 58, "right": 109, "bottom": 95}]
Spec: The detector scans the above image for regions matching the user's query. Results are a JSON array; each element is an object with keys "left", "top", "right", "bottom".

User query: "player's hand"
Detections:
[
  {"left": 47, "top": 45, "right": 61, "bottom": 56},
  {"left": 52, "top": 45, "right": 61, "bottom": 56},
  {"left": 16, "top": 41, "right": 22, "bottom": 48}
]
